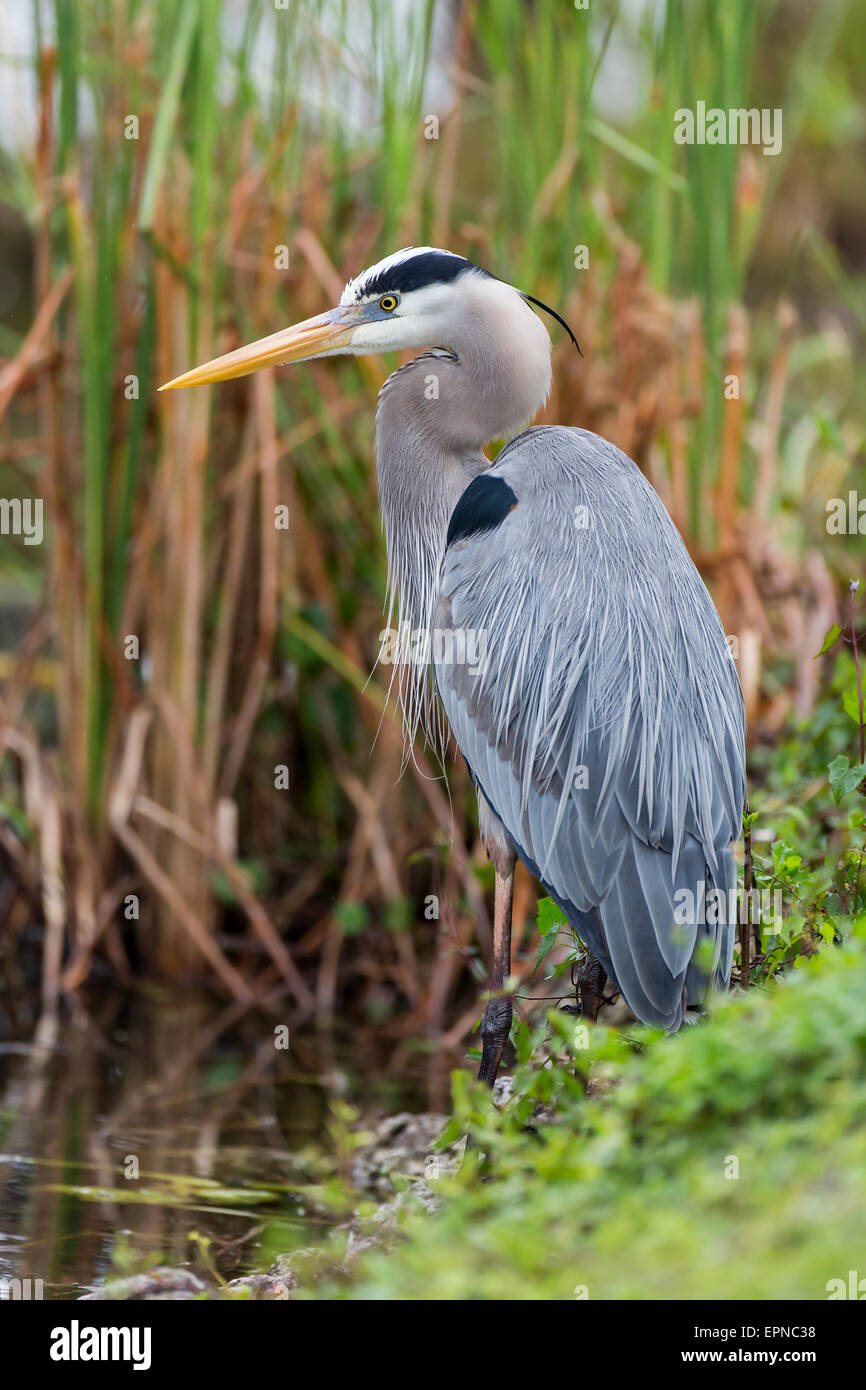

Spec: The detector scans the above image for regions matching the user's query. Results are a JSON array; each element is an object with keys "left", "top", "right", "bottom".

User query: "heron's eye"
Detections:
[{"left": 378, "top": 295, "right": 398, "bottom": 312}]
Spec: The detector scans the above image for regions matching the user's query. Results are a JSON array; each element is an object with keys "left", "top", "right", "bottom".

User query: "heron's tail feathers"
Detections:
[{"left": 569, "top": 834, "right": 736, "bottom": 1032}]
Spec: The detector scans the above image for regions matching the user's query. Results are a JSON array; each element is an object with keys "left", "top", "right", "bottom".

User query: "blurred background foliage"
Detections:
[{"left": 0, "top": 0, "right": 863, "bottom": 1056}]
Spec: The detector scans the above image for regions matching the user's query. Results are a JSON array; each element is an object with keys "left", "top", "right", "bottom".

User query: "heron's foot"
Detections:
[
  {"left": 576, "top": 953, "right": 607, "bottom": 1022},
  {"left": 477, "top": 993, "right": 512, "bottom": 1087}
]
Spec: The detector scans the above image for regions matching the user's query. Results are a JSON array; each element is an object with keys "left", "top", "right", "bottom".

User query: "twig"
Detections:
[{"left": 0, "top": 267, "right": 72, "bottom": 425}]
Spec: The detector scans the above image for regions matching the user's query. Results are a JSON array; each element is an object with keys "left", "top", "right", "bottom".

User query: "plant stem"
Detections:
[
  {"left": 741, "top": 800, "right": 752, "bottom": 988},
  {"left": 851, "top": 581, "right": 864, "bottom": 765}
]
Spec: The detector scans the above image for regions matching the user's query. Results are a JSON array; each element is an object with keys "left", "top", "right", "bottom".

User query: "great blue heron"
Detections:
[{"left": 161, "top": 246, "right": 746, "bottom": 1086}]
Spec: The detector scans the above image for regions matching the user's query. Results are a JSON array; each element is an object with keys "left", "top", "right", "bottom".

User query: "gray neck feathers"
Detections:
[{"left": 373, "top": 280, "right": 551, "bottom": 752}]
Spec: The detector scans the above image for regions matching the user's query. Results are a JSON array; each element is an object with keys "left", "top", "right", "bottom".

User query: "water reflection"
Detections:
[{"left": 0, "top": 990, "right": 443, "bottom": 1298}]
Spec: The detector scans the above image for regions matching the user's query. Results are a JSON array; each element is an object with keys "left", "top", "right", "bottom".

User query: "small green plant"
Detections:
[{"left": 312, "top": 921, "right": 866, "bottom": 1301}]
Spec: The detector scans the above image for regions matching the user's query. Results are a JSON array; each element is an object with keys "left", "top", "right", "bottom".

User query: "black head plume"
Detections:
[{"left": 520, "top": 291, "right": 582, "bottom": 356}]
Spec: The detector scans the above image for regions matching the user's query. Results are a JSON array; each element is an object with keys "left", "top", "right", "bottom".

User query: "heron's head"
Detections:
[{"left": 158, "top": 246, "right": 578, "bottom": 392}]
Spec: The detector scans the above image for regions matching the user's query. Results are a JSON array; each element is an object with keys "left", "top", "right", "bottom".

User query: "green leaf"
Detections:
[
  {"left": 433, "top": 1118, "right": 464, "bottom": 1150},
  {"left": 335, "top": 900, "right": 369, "bottom": 936},
  {"left": 842, "top": 687, "right": 865, "bottom": 725},
  {"left": 535, "top": 896, "right": 568, "bottom": 968},
  {"left": 514, "top": 1020, "right": 533, "bottom": 1065},
  {"left": 815, "top": 622, "right": 841, "bottom": 657},
  {"left": 536, "top": 896, "right": 568, "bottom": 933},
  {"left": 384, "top": 896, "right": 412, "bottom": 932},
  {"left": 828, "top": 755, "right": 866, "bottom": 804},
  {"left": 535, "top": 930, "right": 561, "bottom": 969}
]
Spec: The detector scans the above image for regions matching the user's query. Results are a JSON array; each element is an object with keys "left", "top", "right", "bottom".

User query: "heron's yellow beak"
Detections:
[{"left": 158, "top": 308, "right": 356, "bottom": 391}]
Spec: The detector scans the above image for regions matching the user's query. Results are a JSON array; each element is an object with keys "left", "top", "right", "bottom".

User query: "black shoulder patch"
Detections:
[
  {"left": 361, "top": 252, "right": 492, "bottom": 300},
  {"left": 446, "top": 475, "right": 518, "bottom": 547}
]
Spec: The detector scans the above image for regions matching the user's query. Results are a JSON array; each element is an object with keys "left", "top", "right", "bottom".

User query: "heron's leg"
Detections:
[
  {"left": 477, "top": 866, "right": 514, "bottom": 1087},
  {"left": 576, "top": 951, "right": 607, "bottom": 1021}
]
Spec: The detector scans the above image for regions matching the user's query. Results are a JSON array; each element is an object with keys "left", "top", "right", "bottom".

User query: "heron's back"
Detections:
[{"left": 434, "top": 426, "right": 746, "bottom": 1028}]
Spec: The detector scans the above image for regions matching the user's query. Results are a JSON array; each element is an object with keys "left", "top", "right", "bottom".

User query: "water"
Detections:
[{"left": 0, "top": 992, "right": 444, "bottom": 1298}]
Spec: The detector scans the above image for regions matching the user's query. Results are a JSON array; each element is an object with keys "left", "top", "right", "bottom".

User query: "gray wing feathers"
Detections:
[{"left": 434, "top": 426, "right": 746, "bottom": 1029}]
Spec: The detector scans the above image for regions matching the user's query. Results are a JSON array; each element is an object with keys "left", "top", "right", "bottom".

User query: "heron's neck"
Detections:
[
  {"left": 375, "top": 355, "right": 486, "bottom": 668},
  {"left": 374, "top": 292, "right": 550, "bottom": 747}
]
